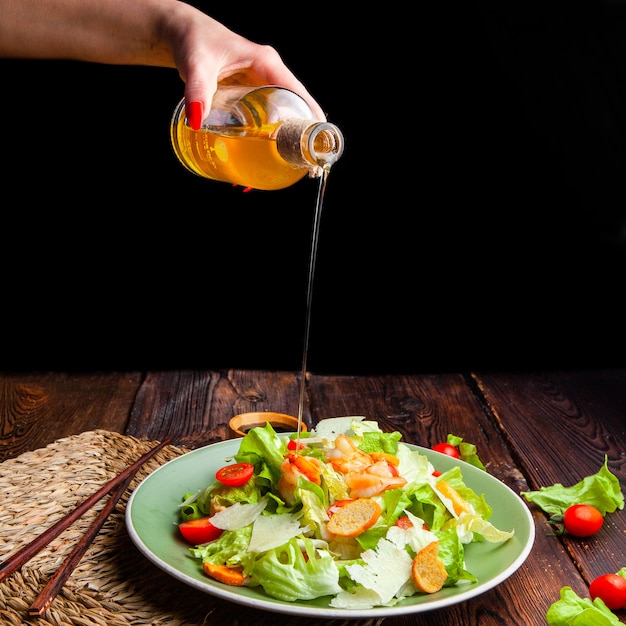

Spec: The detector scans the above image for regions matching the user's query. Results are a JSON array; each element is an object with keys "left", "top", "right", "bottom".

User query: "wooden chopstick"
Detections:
[
  {"left": 28, "top": 472, "right": 135, "bottom": 616},
  {"left": 0, "top": 437, "right": 170, "bottom": 585}
]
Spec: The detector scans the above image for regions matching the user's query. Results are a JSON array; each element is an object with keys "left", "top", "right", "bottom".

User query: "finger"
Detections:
[{"left": 183, "top": 75, "right": 219, "bottom": 130}]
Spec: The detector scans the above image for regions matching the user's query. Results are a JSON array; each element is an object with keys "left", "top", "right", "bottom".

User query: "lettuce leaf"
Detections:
[
  {"left": 447, "top": 434, "right": 487, "bottom": 471},
  {"left": 435, "top": 527, "right": 477, "bottom": 586},
  {"left": 359, "top": 430, "right": 403, "bottom": 454},
  {"left": 234, "top": 421, "right": 285, "bottom": 483},
  {"left": 521, "top": 456, "right": 624, "bottom": 516},
  {"left": 546, "top": 586, "right": 622, "bottom": 626},
  {"left": 249, "top": 536, "right": 342, "bottom": 601},
  {"left": 191, "top": 525, "right": 254, "bottom": 571},
  {"left": 197, "top": 472, "right": 262, "bottom": 513}
]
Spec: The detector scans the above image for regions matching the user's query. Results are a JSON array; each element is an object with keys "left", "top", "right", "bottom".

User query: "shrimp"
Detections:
[
  {"left": 277, "top": 452, "right": 322, "bottom": 506},
  {"left": 325, "top": 435, "right": 407, "bottom": 498},
  {"left": 344, "top": 460, "right": 407, "bottom": 498},
  {"left": 325, "top": 434, "right": 373, "bottom": 474}
]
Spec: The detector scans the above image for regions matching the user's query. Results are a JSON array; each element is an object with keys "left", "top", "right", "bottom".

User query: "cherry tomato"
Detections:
[
  {"left": 395, "top": 515, "right": 413, "bottom": 530},
  {"left": 563, "top": 504, "right": 603, "bottom": 537},
  {"left": 589, "top": 573, "right": 626, "bottom": 610},
  {"left": 287, "top": 438, "right": 307, "bottom": 450},
  {"left": 395, "top": 515, "right": 430, "bottom": 530},
  {"left": 178, "top": 517, "right": 224, "bottom": 545},
  {"left": 215, "top": 462, "right": 254, "bottom": 487},
  {"left": 432, "top": 442, "right": 460, "bottom": 459}
]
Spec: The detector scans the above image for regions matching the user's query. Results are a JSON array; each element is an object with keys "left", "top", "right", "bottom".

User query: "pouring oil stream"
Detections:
[{"left": 296, "top": 166, "right": 331, "bottom": 441}]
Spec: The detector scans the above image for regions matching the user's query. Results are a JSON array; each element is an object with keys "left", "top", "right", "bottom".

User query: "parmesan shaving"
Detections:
[
  {"left": 210, "top": 497, "right": 268, "bottom": 530},
  {"left": 248, "top": 512, "right": 310, "bottom": 553}
]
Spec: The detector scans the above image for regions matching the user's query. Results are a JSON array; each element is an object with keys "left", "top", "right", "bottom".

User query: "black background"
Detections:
[{"left": 2, "top": 2, "right": 625, "bottom": 374}]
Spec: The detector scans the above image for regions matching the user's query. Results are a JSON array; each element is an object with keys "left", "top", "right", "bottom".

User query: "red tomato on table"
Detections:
[
  {"left": 589, "top": 573, "right": 626, "bottom": 610},
  {"left": 563, "top": 504, "right": 603, "bottom": 537}
]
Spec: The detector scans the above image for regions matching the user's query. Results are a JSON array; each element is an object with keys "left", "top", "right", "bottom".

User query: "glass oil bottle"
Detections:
[{"left": 170, "top": 84, "right": 344, "bottom": 191}]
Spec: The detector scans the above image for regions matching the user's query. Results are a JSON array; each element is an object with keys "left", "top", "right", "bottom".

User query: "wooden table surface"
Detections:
[{"left": 1, "top": 368, "right": 625, "bottom": 625}]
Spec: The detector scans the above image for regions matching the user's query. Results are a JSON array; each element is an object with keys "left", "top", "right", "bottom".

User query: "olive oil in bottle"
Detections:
[{"left": 170, "top": 85, "right": 344, "bottom": 191}]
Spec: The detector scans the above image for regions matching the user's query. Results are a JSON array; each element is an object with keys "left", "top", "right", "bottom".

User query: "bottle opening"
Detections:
[
  {"left": 276, "top": 120, "right": 344, "bottom": 174},
  {"left": 313, "top": 129, "right": 339, "bottom": 157},
  {"left": 306, "top": 123, "right": 344, "bottom": 167}
]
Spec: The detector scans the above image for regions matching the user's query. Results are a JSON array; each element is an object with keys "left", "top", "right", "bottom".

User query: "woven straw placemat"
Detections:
[{"left": 0, "top": 430, "right": 384, "bottom": 626}]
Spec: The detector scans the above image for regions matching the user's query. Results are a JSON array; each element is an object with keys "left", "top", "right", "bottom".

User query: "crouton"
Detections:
[
  {"left": 326, "top": 498, "right": 381, "bottom": 537},
  {"left": 411, "top": 540, "right": 448, "bottom": 593}
]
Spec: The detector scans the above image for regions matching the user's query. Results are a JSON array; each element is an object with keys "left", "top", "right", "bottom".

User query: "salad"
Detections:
[{"left": 176, "top": 416, "right": 515, "bottom": 610}]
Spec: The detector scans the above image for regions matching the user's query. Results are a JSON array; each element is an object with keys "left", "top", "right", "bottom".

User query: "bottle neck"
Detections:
[{"left": 276, "top": 120, "right": 344, "bottom": 176}]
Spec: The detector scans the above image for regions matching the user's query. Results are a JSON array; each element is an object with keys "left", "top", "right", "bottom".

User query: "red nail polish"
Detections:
[{"left": 187, "top": 101, "right": 203, "bottom": 130}]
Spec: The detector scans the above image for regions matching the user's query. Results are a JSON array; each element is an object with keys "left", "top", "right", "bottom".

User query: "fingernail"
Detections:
[{"left": 187, "top": 101, "right": 203, "bottom": 130}]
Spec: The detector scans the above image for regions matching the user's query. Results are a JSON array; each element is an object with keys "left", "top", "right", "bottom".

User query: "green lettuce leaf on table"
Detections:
[
  {"left": 546, "top": 568, "right": 626, "bottom": 626},
  {"left": 520, "top": 456, "right": 624, "bottom": 516},
  {"left": 546, "top": 585, "right": 622, "bottom": 626}
]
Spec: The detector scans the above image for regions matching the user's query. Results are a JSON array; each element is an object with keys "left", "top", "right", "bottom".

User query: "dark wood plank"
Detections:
[
  {"left": 125, "top": 369, "right": 305, "bottom": 447},
  {"left": 307, "top": 372, "right": 587, "bottom": 626},
  {"left": 0, "top": 372, "right": 141, "bottom": 461},
  {"left": 473, "top": 369, "right": 626, "bottom": 587},
  {"left": 309, "top": 372, "right": 532, "bottom": 492}
]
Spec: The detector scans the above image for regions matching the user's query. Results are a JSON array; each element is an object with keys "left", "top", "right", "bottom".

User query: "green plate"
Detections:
[{"left": 126, "top": 437, "right": 535, "bottom": 618}]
